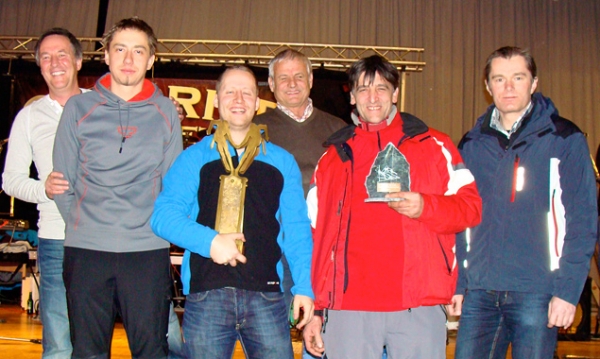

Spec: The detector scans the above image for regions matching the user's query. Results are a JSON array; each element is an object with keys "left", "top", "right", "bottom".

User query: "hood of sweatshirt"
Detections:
[{"left": 93, "top": 73, "right": 163, "bottom": 153}]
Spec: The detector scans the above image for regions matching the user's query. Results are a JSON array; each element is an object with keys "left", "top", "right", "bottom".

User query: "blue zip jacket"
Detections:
[
  {"left": 456, "top": 93, "right": 597, "bottom": 305},
  {"left": 151, "top": 133, "right": 314, "bottom": 298}
]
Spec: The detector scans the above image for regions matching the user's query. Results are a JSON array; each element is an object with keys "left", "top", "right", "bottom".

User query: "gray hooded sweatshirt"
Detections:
[{"left": 53, "top": 73, "right": 183, "bottom": 253}]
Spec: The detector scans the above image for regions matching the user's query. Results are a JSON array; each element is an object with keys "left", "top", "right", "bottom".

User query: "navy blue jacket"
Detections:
[{"left": 456, "top": 93, "right": 597, "bottom": 305}]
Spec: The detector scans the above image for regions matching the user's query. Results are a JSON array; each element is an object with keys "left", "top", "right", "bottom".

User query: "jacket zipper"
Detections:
[
  {"left": 436, "top": 236, "right": 452, "bottom": 274},
  {"left": 331, "top": 166, "right": 350, "bottom": 308},
  {"left": 343, "top": 212, "right": 351, "bottom": 293}
]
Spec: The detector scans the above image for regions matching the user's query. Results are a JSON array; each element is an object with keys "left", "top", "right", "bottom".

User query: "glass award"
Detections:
[{"left": 365, "top": 143, "right": 410, "bottom": 202}]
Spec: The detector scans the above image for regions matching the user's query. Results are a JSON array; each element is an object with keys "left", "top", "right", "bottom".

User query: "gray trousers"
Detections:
[{"left": 321, "top": 306, "right": 447, "bottom": 359}]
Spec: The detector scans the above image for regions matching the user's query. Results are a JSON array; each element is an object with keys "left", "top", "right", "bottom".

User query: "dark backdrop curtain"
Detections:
[{"left": 1, "top": 0, "right": 599, "bottom": 150}]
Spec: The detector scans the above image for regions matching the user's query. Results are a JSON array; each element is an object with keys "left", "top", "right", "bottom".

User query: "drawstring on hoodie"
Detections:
[{"left": 118, "top": 101, "right": 130, "bottom": 154}]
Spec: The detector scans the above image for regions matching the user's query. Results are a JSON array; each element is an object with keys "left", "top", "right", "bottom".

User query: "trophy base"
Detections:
[{"left": 365, "top": 197, "right": 406, "bottom": 202}]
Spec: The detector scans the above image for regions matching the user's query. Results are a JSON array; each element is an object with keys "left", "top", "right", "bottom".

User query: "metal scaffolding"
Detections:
[
  {"left": 0, "top": 36, "right": 425, "bottom": 110},
  {"left": 0, "top": 36, "right": 425, "bottom": 70}
]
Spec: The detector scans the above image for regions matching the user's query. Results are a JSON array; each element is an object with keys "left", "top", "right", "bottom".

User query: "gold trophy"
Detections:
[
  {"left": 215, "top": 175, "right": 247, "bottom": 252},
  {"left": 208, "top": 120, "right": 268, "bottom": 253}
]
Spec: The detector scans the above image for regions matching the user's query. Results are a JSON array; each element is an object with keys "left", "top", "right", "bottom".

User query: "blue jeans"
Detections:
[
  {"left": 455, "top": 290, "right": 558, "bottom": 359},
  {"left": 183, "top": 288, "right": 293, "bottom": 359},
  {"left": 38, "top": 238, "right": 72, "bottom": 359},
  {"left": 168, "top": 302, "right": 185, "bottom": 359},
  {"left": 281, "top": 254, "right": 294, "bottom": 309}
]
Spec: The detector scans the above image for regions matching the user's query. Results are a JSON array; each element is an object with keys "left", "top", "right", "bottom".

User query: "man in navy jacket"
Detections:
[{"left": 451, "top": 46, "right": 598, "bottom": 359}]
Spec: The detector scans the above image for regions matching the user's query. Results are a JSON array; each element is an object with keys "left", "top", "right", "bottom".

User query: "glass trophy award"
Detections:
[{"left": 365, "top": 143, "right": 410, "bottom": 202}]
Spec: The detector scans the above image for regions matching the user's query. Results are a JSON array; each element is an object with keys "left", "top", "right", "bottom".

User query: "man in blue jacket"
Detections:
[
  {"left": 451, "top": 46, "right": 598, "bottom": 358},
  {"left": 151, "top": 66, "right": 314, "bottom": 359}
]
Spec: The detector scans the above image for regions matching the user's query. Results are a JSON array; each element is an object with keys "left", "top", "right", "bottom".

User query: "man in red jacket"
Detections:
[{"left": 302, "top": 55, "right": 482, "bottom": 359}]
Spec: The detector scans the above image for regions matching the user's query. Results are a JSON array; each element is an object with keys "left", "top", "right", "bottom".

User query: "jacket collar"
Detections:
[
  {"left": 474, "top": 93, "right": 559, "bottom": 149},
  {"left": 326, "top": 110, "right": 429, "bottom": 147},
  {"left": 96, "top": 73, "right": 157, "bottom": 103}
]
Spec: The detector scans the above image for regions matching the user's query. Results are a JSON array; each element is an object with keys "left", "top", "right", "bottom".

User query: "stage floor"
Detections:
[{"left": 1, "top": 303, "right": 600, "bottom": 358}]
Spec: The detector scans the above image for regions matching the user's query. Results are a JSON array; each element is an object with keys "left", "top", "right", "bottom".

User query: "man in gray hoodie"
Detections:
[{"left": 53, "top": 18, "right": 182, "bottom": 359}]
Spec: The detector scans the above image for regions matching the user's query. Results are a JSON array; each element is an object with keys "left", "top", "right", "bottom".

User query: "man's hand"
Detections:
[
  {"left": 170, "top": 97, "right": 185, "bottom": 122},
  {"left": 446, "top": 294, "right": 464, "bottom": 316},
  {"left": 386, "top": 191, "right": 424, "bottom": 218},
  {"left": 292, "top": 294, "right": 314, "bottom": 329},
  {"left": 303, "top": 315, "right": 325, "bottom": 357},
  {"left": 45, "top": 171, "right": 69, "bottom": 199},
  {"left": 209, "top": 233, "right": 246, "bottom": 267},
  {"left": 548, "top": 296, "right": 576, "bottom": 329}
]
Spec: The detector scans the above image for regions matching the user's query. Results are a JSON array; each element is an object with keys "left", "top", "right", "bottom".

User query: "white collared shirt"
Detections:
[
  {"left": 490, "top": 101, "right": 533, "bottom": 139},
  {"left": 277, "top": 98, "right": 314, "bottom": 123}
]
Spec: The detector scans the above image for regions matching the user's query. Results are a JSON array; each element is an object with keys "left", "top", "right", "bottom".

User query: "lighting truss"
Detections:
[{"left": 0, "top": 37, "right": 425, "bottom": 72}]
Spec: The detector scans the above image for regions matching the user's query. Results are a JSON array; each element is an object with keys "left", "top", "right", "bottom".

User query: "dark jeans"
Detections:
[
  {"left": 183, "top": 288, "right": 293, "bottom": 359},
  {"left": 455, "top": 290, "right": 558, "bottom": 359},
  {"left": 64, "top": 247, "right": 172, "bottom": 359}
]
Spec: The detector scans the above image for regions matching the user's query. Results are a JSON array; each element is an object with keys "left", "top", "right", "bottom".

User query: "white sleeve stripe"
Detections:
[
  {"left": 307, "top": 185, "right": 318, "bottom": 229},
  {"left": 306, "top": 158, "right": 320, "bottom": 230},
  {"left": 548, "top": 158, "right": 565, "bottom": 271},
  {"left": 431, "top": 136, "right": 475, "bottom": 196}
]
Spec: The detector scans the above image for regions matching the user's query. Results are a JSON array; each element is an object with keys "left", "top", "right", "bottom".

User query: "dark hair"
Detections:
[
  {"left": 268, "top": 49, "right": 312, "bottom": 78},
  {"left": 484, "top": 46, "right": 537, "bottom": 82},
  {"left": 102, "top": 17, "right": 158, "bottom": 56},
  {"left": 348, "top": 55, "right": 399, "bottom": 92},
  {"left": 215, "top": 65, "right": 257, "bottom": 93},
  {"left": 34, "top": 28, "right": 82, "bottom": 66}
]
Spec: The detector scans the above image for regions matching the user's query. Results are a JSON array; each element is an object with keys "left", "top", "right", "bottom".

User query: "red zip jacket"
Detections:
[{"left": 307, "top": 111, "right": 481, "bottom": 312}]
